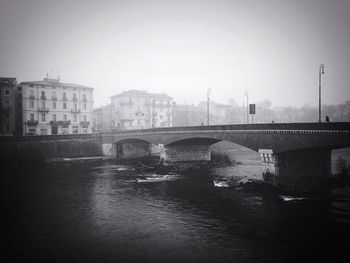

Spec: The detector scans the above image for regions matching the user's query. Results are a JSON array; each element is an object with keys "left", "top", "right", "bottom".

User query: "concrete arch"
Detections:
[
  {"left": 113, "top": 138, "right": 152, "bottom": 144},
  {"left": 113, "top": 138, "right": 152, "bottom": 159},
  {"left": 166, "top": 137, "right": 221, "bottom": 146}
]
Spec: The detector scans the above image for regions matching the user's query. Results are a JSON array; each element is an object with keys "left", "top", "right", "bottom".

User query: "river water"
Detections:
[{"left": 3, "top": 155, "right": 350, "bottom": 263}]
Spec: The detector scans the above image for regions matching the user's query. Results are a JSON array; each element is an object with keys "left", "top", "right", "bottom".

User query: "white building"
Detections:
[
  {"left": 20, "top": 77, "right": 93, "bottom": 135},
  {"left": 111, "top": 90, "right": 173, "bottom": 130},
  {"left": 92, "top": 104, "right": 113, "bottom": 132}
]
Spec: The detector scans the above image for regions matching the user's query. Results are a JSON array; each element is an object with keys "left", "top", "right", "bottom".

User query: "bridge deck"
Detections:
[{"left": 107, "top": 122, "right": 350, "bottom": 135}]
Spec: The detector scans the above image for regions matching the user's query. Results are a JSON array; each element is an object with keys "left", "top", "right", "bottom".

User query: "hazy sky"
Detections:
[{"left": 1, "top": 0, "right": 349, "bottom": 107}]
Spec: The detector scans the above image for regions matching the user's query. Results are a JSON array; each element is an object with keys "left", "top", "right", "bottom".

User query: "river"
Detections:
[{"left": 3, "top": 153, "right": 350, "bottom": 263}]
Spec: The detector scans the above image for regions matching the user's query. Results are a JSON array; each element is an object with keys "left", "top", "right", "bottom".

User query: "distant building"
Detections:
[
  {"left": 92, "top": 104, "right": 113, "bottom": 132},
  {"left": 20, "top": 76, "right": 94, "bottom": 135},
  {"left": 174, "top": 101, "right": 232, "bottom": 126},
  {"left": 199, "top": 101, "right": 231, "bottom": 125},
  {"left": 173, "top": 104, "right": 206, "bottom": 126},
  {"left": 0, "top": 78, "right": 19, "bottom": 135},
  {"left": 111, "top": 90, "right": 173, "bottom": 130}
]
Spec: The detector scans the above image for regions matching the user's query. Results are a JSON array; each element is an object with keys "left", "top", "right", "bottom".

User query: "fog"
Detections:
[{"left": 1, "top": 0, "right": 350, "bottom": 107}]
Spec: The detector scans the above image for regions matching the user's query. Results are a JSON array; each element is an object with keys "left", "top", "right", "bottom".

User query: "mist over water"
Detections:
[{"left": 3, "top": 155, "right": 350, "bottom": 263}]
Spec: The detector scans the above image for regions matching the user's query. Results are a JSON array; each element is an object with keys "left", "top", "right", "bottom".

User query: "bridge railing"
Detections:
[
  {"left": 104, "top": 122, "right": 350, "bottom": 135},
  {"left": 0, "top": 133, "right": 101, "bottom": 142}
]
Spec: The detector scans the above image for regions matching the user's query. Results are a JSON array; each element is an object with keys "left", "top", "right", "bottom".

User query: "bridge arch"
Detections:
[
  {"left": 113, "top": 138, "right": 152, "bottom": 159},
  {"left": 166, "top": 137, "right": 221, "bottom": 146}
]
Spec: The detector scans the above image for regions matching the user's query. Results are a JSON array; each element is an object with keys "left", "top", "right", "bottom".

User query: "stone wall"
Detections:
[
  {"left": 161, "top": 145, "right": 211, "bottom": 163},
  {"left": 0, "top": 135, "right": 102, "bottom": 163}
]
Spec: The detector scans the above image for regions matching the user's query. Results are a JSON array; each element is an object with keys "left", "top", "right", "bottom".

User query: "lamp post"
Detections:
[
  {"left": 185, "top": 100, "right": 188, "bottom": 126},
  {"left": 207, "top": 87, "right": 211, "bottom": 125},
  {"left": 245, "top": 89, "right": 249, "bottom": 124},
  {"left": 318, "top": 64, "right": 325, "bottom": 123}
]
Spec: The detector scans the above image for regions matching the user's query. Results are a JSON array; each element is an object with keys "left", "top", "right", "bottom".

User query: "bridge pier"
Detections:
[
  {"left": 161, "top": 145, "right": 211, "bottom": 163},
  {"left": 259, "top": 148, "right": 331, "bottom": 192},
  {"left": 115, "top": 141, "right": 151, "bottom": 159}
]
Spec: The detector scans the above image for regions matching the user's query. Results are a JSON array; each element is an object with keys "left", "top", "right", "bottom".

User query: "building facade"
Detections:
[
  {"left": 198, "top": 101, "right": 232, "bottom": 125},
  {"left": 0, "top": 78, "right": 19, "bottom": 135},
  {"left": 174, "top": 101, "right": 232, "bottom": 126},
  {"left": 173, "top": 104, "right": 206, "bottom": 126},
  {"left": 111, "top": 90, "right": 173, "bottom": 130},
  {"left": 20, "top": 77, "right": 93, "bottom": 135},
  {"left": 92, "top": 104, "right": 113, "bottom": 132}
]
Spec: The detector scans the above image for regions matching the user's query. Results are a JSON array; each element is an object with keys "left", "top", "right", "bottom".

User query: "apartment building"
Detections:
[
  {"left": 0, "top": 78, "right": 19, "bottom": 135},
  {"left": 20, "top": 76, "right": 93, "bottom": 135},
  {"left": 111, "top": 90, "right": 173, "bottom": 130},
  {"left": 92, "top": 104, "right": 113, "bottom": 132}
]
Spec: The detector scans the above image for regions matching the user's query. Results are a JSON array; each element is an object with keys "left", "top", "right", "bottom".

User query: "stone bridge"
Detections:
[{"left": 102, "top": 122, "right": 350, "bottom": 192}]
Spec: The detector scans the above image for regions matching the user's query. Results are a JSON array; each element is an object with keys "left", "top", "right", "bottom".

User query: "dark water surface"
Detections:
[{"left": 3, "top": 158, "right": 350, "bottom": 263}]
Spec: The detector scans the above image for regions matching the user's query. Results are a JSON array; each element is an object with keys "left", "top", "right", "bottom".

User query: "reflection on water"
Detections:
[{"left": 3, "top": 158, "right": 350, "bottom": 263}]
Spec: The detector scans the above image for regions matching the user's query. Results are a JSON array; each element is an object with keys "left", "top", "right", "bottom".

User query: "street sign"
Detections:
[{"left": 249, "top": 104, "right": 256, "bottom": 115}]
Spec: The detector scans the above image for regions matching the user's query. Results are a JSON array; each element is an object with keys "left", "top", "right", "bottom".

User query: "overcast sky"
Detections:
[{"left": 1, "top": 0, "right": 349, "bottom": 108}]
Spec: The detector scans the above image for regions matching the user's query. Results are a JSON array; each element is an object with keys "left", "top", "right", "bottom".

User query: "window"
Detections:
[
  {"left": 83, "top": 115, "right": 86, "bottom": 122},
  {"left": 6, "top": 123, "right": 10, "bottom": 132},
  {"left": 30, "top": 100, "right": 34, "bottom": 108},
  {"left": 63, "top": 114, "right": 67, "bottom": 121},
  {"left": 74, "top": 114, "right": 77, "bottom": 122},
  {"left": 30, "top": 114, "right": 34, "bottom": 121},
  {"left": 5, "top": 100, "right": 10, "bottom": 108},
  {"left": 41, "top": 101, "right": 45, "bottom": 108},
  {"left": 52, "top": 91, "right": 56, "bottom": 97},
  {"left": 5, "top": 112, "right": 10, "bottom": 118},
  {"left": 41, "top": 91, "right": 45, "bottom": 98},
  {"left": 40, "top": 128, "right": 47, "bottom": 135},
  {"left": 83, "top": 103, "right": 86, "bottom": 110},
  {"left": 72, "top": 126, "right": 79, "bottom": 134},
  {"left": 63, "top": 103, "right": 66, "bottom": 109},
  {"left": 4, "top": 89, "right": 10, "bottom": 96},
  {"left": 73, "top": 93, "right": 77, "bottom": 98},
  {"left": 53, "top": 102, "right": 56, "bottom": 109},
  {"left": 53, "top": 114, "right": 56, "bottom": 122},
  {"left": 41, "top": 113, "right": 46, "bottom": 121},
  {"left": 83, "top": 94, "right": 86, "bottom": 100},
  {"left": 74, "top": 103, "right": 77, "bottom": 110}
]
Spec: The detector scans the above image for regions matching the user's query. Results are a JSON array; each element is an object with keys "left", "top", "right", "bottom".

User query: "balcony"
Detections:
[
  {"left": 51, "top": 96, "right": 57, "bottom": 101},
  {"left": 119, "top": 101, "right": 132, "bottom": 105},
  {"left": 41, "top": 95, "right": 46, "bottom": 100},
  {"left": 29, "top": 95, "right": 35, "bottom": 100},
  {"left": 50, "top": 120, "right": 70, "bottom": 127},
  {"left": 38, "top": 107, "right": 49, "bottom": 113},
  {"left": 1, "top": 106, "right": 11, "bottom": 111},
  {"left": 26, "top": 120, "right": 38, "bottom": 126},
  {"left": 71, "top": 109, "right": 81, "bottom": 113},
  {"left": 80, "top": 121, "right": 90, "bottom": 127}
]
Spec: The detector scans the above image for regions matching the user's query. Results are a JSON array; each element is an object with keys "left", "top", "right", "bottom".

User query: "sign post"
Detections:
[{"left": 249, "top": 104, "right": 256, "bottom": 124}]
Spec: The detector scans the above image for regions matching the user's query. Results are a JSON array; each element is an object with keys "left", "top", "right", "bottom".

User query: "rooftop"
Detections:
[
  {"left": 111, "top": 89, "right": 172, "bottom": 99},
  {"left": 0, "top": 78, "right": 17, "bottom": 85},
  {"left": 20, "top": 78, "right": 93, "bottom": 90}
]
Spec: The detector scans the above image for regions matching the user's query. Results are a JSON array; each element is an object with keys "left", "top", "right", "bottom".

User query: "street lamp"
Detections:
[
  {"left": 318, "top": 64, "right": 325, "bottom": 123},
  {"left": 207, "top": 87, "right": 212, "bottom": 125},
  {"left": 245, "top": 89, "right": 249, "bottom": 124},
  {"left": 185, "top": 100, "right": 188, "bottom": 126}
]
